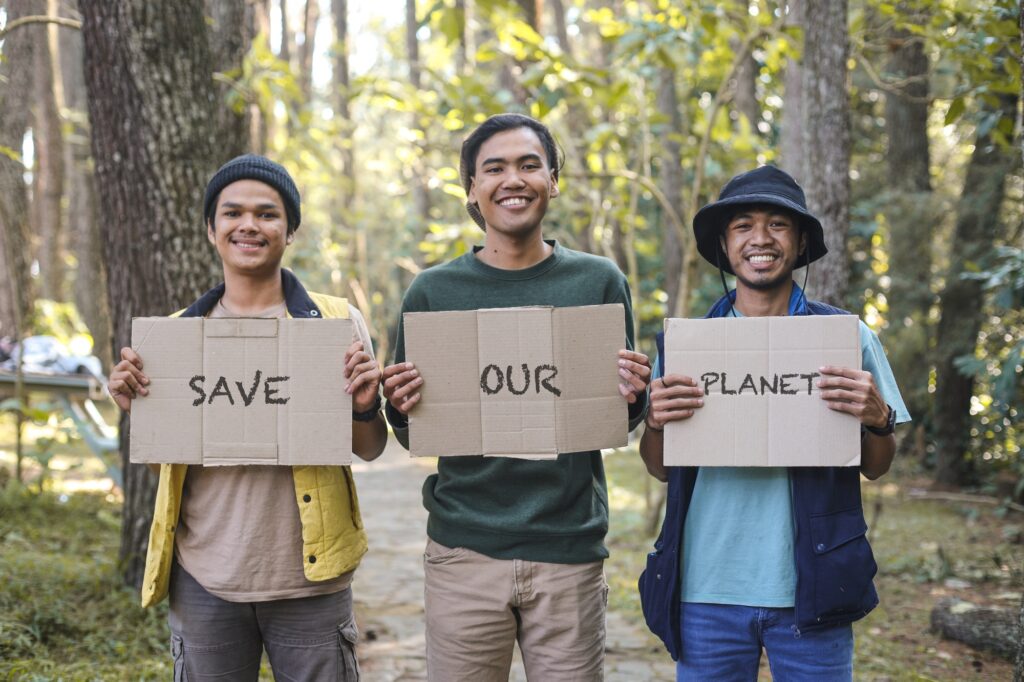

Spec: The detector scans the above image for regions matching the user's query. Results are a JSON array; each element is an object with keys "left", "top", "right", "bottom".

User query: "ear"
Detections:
[
  {"left": 207, "top": 219, "right": 216, "bottom": 245},
  {"left": 799, "top": 232, "right": 807, "bottom": 256},
  {"left": 467, "top": 177, "right": 477, "bottom": 205},
  {"left": 286, "top": 231, "right": 295, "bottom": 245},
  {"left": 549, "top": 173, "right": 560, "bottom": 198}
]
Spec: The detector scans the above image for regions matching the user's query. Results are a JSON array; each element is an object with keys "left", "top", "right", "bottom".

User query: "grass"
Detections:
[{"left": 0, "top": 437, "right": 1020, "bottom": 680}]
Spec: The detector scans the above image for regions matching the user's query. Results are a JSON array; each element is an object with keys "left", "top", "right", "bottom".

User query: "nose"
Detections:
[
  {"left": 501, "top": 169, "right": 526, "bottom": 189},
  {"left": 238, "top": 212, "right": 258, "bottom": 232},
  {"left": 749, "top": 221, "right": 773, "bottom": 245}
]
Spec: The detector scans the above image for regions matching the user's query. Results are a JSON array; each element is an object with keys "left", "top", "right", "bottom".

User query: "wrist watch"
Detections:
[
  {"left": 864, "top": 404, "right": 895, "bottom": 436},
  {"left": 352, "top": 394, "right": 383, "bottom": 422}
]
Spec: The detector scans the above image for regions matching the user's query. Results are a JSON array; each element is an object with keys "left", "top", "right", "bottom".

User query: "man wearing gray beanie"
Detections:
[{"left": 108, "top": 153, "right": 386, "bottom": 680}]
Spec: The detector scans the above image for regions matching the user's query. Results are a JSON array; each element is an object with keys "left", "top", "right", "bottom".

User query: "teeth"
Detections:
[
  {"left": 749, "top": 254, "right": 776, "bottom": 263},
  {"left": 499, "top": 197, "right": 528, "bottom": 207}
]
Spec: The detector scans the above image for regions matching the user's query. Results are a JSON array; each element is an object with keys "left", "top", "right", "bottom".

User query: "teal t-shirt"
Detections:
[{"left": 653, "top": 316, "right": 910, "bottom": 607}]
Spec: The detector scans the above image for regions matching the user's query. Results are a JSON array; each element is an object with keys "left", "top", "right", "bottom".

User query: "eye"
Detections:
[
  {"left": 259, "top": 211, "right": 279, "bottom": 219},
  {"left": 522, "top": 163, "right": 540, "bottom": 171},
  {"left": 484, "top": 166, "right": 502, "bottom": 174}
]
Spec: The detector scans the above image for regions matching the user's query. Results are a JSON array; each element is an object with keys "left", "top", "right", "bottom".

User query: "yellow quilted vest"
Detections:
[{"left": 140, "top": 292, "right": 368, "bottom": 607}]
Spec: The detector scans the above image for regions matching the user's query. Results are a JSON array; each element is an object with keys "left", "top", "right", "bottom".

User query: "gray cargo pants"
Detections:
[{"left": 168, "top": 563, "right": 359, "bottom": 681}]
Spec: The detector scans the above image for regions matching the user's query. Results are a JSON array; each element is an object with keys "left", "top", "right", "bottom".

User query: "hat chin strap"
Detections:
[{"left": 716, "top": 246, "right": 737, "bottom": 317}]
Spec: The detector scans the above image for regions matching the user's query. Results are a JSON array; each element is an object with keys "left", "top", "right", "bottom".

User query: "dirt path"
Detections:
[{"left": 350, "top": 442, "right": 673, "bottom": 681}]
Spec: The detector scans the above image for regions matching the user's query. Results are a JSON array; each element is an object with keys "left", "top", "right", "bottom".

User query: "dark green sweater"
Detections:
[{"left": 386, "top": 241, "right": 647, "bottom": 563}]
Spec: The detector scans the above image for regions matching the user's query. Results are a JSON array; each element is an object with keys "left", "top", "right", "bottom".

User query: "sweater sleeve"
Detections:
[
  {"left": 608, "top": 266, "right": 649, "bottom": 431},
  {"left": 384, "top": 275, "right": 429, "bottom": 449}
]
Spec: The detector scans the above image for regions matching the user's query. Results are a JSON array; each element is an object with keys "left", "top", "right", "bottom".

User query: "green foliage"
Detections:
[{"left": 0, "top": 486, "right": 168, "bottom": 678}]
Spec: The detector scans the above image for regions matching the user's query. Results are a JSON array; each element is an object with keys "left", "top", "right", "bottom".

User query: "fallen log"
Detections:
[{"left": 930, "top": 598, "right": 1019, "bottom": 660}]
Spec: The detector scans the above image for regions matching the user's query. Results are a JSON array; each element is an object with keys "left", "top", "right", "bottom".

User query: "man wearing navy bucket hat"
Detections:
[{"left": 637, "top": 165, "right": 911, "bottom": 680}]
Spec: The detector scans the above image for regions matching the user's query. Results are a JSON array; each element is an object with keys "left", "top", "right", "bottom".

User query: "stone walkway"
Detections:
[{"left": 350, "top": 442, "right": 673, "bottom": 681}]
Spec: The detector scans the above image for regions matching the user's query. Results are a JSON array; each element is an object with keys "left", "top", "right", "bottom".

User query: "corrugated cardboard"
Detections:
[
  {"left": 404, "top": 304, "right": 627, "bottom": 458},
  {"left": 129, "top": 317, "right": 353, "bottom": 466},
  {"left": 663, "top": 315, "right": 861, "bottom": 467}
]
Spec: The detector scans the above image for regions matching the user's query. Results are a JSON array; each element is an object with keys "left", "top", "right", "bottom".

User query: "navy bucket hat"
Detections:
[{"left": 693, "top": 165, "right": 827, "bottom": 275}]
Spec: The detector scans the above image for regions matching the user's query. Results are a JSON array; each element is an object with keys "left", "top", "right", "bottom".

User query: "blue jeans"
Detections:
[{"left": 676, "top": 602, "right": 853, "bottom": 681}]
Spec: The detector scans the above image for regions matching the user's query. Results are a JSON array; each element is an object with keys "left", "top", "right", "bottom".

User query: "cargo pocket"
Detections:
[
  {"left": 338, "top": 622, "right": 360, "bottom": 680},
  {"left": 809, "top": 507, "right": 877, "bottom": 619},
  {"left": 170, "top": 634, "right": 188, "bottom": 682}
]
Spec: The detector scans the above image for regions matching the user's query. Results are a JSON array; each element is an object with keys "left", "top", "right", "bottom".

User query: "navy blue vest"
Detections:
[{"left": 638, "top": 288, "right": 878, "bottom": 661}]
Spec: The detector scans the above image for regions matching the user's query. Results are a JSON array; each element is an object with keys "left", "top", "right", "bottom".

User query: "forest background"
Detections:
[{"left": 0, "top": 0, "right": 1022, "bottom": 678}]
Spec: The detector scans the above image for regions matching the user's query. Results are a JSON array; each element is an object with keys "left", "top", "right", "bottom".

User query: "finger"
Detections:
[
  {"left": 396, "top": 392, "right": 421, "bottom": 415},
  {"left": 618, "top": 358, "right": 652, "bottom": 380},
  {"left": 618, "top": 367, "right": 648, "bottom": 393},
  {"left": 347, "top": 371, "right": 377, "bottom": 396},
  {"left": 383, "top": 368, "right": 419, "bottom": 396},
  {"left": 618, "top": 382, "right": 638, "bottom": 403},
  {"left": 617, "top": 349, "right": 650, "bottom": 366},
  {"left": 343, "top": 341, "right": 364, "bottom": 366},
  {"left": 819, "top": 388, "right": 865, "bottom": 403},
  {"left": 816, "top": 375, "right": 867, "bottom": 391},
  {"left": 819, "top": 366, "right": 868, "bottom": 381},
  {"left": 346, "top": 363, "right": 380, "bottom": 394},
  {"left": 652, "top": 397, "right": 704, "bottom": 411},
  {"left": 114, "top": 372, "right": 147, "bottom": 397},
  {"left": 390, "top": 375, "right": 424, "bottom": 402},
  {"left": 651, "top": 408, "right": 696, "bottom": 423},
  {"left": 383, "top": 362, "right": 415, "bottom": 380},
  {"left": 661, "top": 374, "right": 698, "bottom": 388},
  {"left": 345, "top": 351, "right": 371, "bottom": 378},
  {"left": 121, "top": 347, "right": 144, "bottom": 370},
  {"left": 652, "top": 385, "right": 704, "bottom": 400}
]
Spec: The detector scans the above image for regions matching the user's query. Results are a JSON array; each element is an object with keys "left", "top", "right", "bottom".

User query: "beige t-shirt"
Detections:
[{"left": 174, "top": 299, "right": 373, "bottom": 602}]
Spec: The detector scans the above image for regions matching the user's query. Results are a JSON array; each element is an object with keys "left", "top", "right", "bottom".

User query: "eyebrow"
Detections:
[
  {"left": 220, "top": 201, "right": 281, "bottom": 211},
  {"left": 480, "top": 153, "right": 544, "bottom": 167}
]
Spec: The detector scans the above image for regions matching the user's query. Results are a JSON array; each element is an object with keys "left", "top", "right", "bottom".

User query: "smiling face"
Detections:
[
  {"left": 467, "top": 127, "right": 559, "bottom": 240},
  {"left": 207, "top": 179, "right": 293, "bottom": 278},
  {"left": 720, "top": 205, "right": 806, "bottom": 292}
]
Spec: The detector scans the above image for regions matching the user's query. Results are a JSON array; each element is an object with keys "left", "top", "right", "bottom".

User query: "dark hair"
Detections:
[{"left": 459, "top": 113, "right": 564, "bottom": 229}]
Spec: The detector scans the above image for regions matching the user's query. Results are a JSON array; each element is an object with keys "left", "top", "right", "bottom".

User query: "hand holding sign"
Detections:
[
  {"left": 344, "top": 340, "right": 382, "bottom": 413},
  {"left": 645, "top": 374, "right": 704, "bottom": 431},
  {"left": 382, "top": 361, "right": 422, "bottom": 415},
  {"left": 818, "top": 365, "right": 888, "bottom": 429},
  {"left": 109, "top": 347, "right": 149, "bottom": 411},
  {"left": 617, "top": 349, "right": 651, "bottom": 405}
]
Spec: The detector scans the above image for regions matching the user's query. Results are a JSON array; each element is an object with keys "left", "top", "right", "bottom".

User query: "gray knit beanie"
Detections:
[{"left": 204, "top": 154, "right": 301, "bottom": 233}]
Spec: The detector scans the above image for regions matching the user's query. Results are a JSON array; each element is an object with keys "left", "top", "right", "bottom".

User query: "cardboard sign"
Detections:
[
  {"left": 663, "top": 315, "right": 861, "bottom": 467},
  {"left": 404, "top": 304, "right": 627, "bottom": 458},
  {"left": 130, "top": 317, "right": 353, "bottom": 466}
]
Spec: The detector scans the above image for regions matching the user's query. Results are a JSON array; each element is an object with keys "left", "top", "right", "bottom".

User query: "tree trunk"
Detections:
[
  {"left": 730, "top": 41, "right": 760, "bottom": 136},
  {"left": 31, "top": 0, "right": 66, "bottom": 302},
  {"left": 406, "top": 0, "right": 431, "bottom": 261},
  {"left": 551, "top": 0, "right": 594, "bottom": 253},
  {"left": 882, "top": 10, "right": 933, "bottom": 425},
  {"left": 656, "top": 67, "right": 684, "bottom": 316},
  {"left": 278, "top": 0, "right": 292, "bottom": 63},
  {"left": 297, "top": 0, "right": 319, "bottom": 99},
  {"left": 931, "top": 598, "right": 1018, "bottom": 661},
  {"left": 802, "top": 0, "right": 850, "bottom": 306},
  {"left": 80, "top": 0, "right": 222, "bottom": 589},
  {"left": 931, "top": 93, "right": 1018, "bottom": 488},
  {"left": 779, "top": 0, "right": 805, "bottom": 182},
  {"left": 60, "top": 0, "right": 113, "bottom": 370},
  {"left": 209, "top": 0, "right": 253, "bottom": 160},
  {"left": 0, "top": 0, "right": 38, "bottom": 336}
]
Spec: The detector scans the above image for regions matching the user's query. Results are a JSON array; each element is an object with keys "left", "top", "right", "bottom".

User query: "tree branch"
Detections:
[{"left": 0, "top": 15, "right": 82, "bottom": 40}]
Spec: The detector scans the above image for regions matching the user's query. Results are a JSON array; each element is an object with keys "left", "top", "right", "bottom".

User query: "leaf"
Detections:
[{"left": 944, "top": 97, "right": 965, "bottom": 126}]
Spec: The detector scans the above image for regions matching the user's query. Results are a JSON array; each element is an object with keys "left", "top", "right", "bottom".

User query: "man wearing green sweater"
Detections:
[{"left": 383, "top": 114, "right": 650, "bottom": 680}]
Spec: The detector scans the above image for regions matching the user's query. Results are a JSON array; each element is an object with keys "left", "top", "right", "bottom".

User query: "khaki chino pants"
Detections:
[{"left": 423, "top": 538, "right": 608, "bottom": 682}]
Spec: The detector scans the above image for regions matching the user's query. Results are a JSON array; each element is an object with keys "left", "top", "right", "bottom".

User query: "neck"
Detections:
[
  {"left": 476, "top": 228, "right": 552, "bottom": 269},
  {"left": 733, "top": 279, "right": 794, "bottom": 317},
  {"left": 220, "top": 267, "right": 286, "bottom": 315}
]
